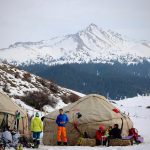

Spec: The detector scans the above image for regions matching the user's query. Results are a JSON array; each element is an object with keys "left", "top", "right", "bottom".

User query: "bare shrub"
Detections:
[
  {"left": 60, "top": 95, "right": 69, "bottom": 104},
  {"left": 36, "top": 78, "right": 48, "bottom": 87},
  {"left": 23, "top": 73, "right": 31, "bottom": 81},
  {"left": 48, "top": 95, "right": 58, "bottom": 108},
  {"left": 68, "top": 93, "right": 80, "bottom": 103},
  {"left": 2, "top": 83, "right": 10, "bottom": 93},
  {"left": 22, "top": 91, "right": 57, "bottom": 110},
  {"left": 37, "top": 78, "right": 59, "bottom": 93},
  {"left": 61, "top": 93, "right": 80, "bottom": 104},
  {"left": 49, "top": 83, "right": 59, "bottom": 93}
]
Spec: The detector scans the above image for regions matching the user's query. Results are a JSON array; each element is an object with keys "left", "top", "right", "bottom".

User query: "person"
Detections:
[
  {"left": 105, "top": 126, "right": 112, "bottom": 137},
  {"left": 56, "top": 109, "right": 69, "bottom": 145},
  {"left": 14, "top": 110, "right": 21, "bottom": 131},
  {"left": 128, "top": 128, "right": 141, "bottom": 144},
  {"left": 30, "top": 112, "right": 43, "bottom": 148},
  {"left": 95, "top": 125, "right": 107, "bottom": 146},
  {"left": 109, "top": 124, "right": 121, "bottom": 139}
]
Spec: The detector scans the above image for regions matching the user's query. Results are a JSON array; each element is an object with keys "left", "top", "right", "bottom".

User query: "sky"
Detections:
[{"left": 0, "top": 0, "right": 150, "bottom": 48}]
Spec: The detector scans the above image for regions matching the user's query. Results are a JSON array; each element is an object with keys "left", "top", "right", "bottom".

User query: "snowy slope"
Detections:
[
  {"left": 0, "top": 62, "right": 81, "bottom": 112},
  {"left": 0, "top": 24, "right": 150, "bottom": 66}
]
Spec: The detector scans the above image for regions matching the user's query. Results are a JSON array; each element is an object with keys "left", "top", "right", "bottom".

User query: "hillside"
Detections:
[{"left": 0, "top": 62, "right": 81, "bottom": 111}]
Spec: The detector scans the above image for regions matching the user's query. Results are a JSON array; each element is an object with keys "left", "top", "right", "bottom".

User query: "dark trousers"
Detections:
[
  {"left": 32, "top": 132, "right": 41, "bottom": 145},
  {"left": 96, "top": 139, "right": 107, "bottom": 146}
]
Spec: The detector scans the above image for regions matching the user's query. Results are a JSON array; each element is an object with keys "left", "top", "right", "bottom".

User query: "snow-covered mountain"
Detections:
[
  {"left": 0, "top": 23, "right": 150, "bottom": 66},
  {"left": 0, "top": 62, "right": 81, "bottom": 112}
]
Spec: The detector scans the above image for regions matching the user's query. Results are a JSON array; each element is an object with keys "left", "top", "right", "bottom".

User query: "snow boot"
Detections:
[
  {"left": 63, "top": 142, "right": 67, "bottom": 146},
  {"left": 57, "top": 142, "right": 62, "bottom": 146}
]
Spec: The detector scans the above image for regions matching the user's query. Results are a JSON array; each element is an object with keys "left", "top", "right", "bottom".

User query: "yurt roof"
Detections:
[
  {"left": 0, "top": 92, "right": 27, "bottom": 117},
  {"left": 44, "top": 94, "right": 125, "bottom": 124}
]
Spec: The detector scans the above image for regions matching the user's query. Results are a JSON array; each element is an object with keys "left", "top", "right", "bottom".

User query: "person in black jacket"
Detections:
[{"left": 109, "top": 124, "right": 121, "bottom": 139}]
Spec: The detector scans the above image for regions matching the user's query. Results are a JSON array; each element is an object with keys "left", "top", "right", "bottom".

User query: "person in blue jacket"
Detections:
[{"left": 56, "top": 109, "right": 69, "bottom": 145}]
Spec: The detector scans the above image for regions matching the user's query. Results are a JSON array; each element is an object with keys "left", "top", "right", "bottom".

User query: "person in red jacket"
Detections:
[
  {"left": 95, "top": 125, "right": 107, "bottom": 146},
  {"left": 129, "top": 128, "right": 138, "bottom": 142}
]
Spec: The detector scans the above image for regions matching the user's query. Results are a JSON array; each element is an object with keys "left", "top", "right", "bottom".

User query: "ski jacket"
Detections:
[
  {"left": 30, "top": 117, "right": 43, "bottom": 132},
  {"left": 109, "top": 127, "right": 121, "bottom": 139},
  {"left": 56, "top": 114, "right": 69, "bottom": 127},
  {"left": 95, "top": 130, "right": 105, "bottom": 140}
]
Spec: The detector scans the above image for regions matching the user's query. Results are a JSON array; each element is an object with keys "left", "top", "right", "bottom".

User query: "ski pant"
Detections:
[
  {"left": 32, "top": 132, "right": 41, "bottom": 145},
  {"left": 57, "top": 126, "right": 67, "bottom": 143}
]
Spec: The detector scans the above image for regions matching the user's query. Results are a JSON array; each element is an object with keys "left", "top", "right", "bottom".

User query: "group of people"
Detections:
[
  {"left": 95, "top": 123, "right": 143, "bottom": 146},
  {"left": 0, "top": 108, "right": 142, "bottom": 149},
  {"left": 0, "top": 108, "right": 68, "bottom": 149},
  {"left": 95, "top": 124, "right": 121, "bottom": 146},
  {"left": 31, "top": 109, "right": 130, "bottom": 147},
  {"left": 30, "top": 108, "right": 69, "bottom": 148},
  {"left": 31, "top": 109, "right": 141, "bottom": 148}
]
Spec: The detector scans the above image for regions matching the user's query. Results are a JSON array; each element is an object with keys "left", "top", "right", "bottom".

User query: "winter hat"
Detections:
[
  {"left": 35, "top": 112, "right": 39, "bottom": 117},
  {"left": 99, "top": 125, "right": 105, "bottom": 131}
]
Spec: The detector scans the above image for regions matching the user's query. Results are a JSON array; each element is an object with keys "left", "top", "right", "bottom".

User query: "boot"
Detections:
[
  {"left": 34, "top": 140, "right": 39, "bottom": 148},
  {"left": 57, "top": 141, "right": 62, "bottom": 145},
  {"left": 36, "top": 140, "right": 40, "bottom": 148},
  {"left": 32, "top": 139, "right": 38, "bottom": 148},
  {"left": 63, "top": 142, "right": 67, "bottom": 146}
]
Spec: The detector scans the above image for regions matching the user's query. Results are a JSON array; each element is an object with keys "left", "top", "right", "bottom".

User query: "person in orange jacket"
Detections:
[{"left": 56, "top": 109, "right": 69, "bottom": 145}]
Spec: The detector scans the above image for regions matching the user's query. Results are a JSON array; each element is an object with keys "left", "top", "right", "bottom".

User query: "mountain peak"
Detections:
[
  {"left": 89, "top": 23, "right": 98, "bottom": 28},
  {"left": 86, "top": 23, "right": 99, "bottom": 31}
]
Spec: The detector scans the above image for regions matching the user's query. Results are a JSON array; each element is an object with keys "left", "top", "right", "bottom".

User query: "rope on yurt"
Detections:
[
  {"left": 120, "top": 118, "right": 123, "bottom": 134},
  {"left": 22, "top": 117, "right": 25, "bottom": 134},
  {"left": 125, "top": 117, "right": 130, "bottom": 130}
]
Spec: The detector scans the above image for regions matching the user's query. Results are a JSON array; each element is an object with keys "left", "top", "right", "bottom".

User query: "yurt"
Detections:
[
  {"left": 0, "top": 92, "right": 28, "bottom": 134},
  {"left": 43, "top": 94, "right": 133, "bottom": 145}
]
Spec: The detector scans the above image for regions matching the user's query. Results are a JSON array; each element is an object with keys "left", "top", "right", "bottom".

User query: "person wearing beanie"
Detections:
[{"left": 30, "top": 112, "right": 43, "bottom": 148}]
